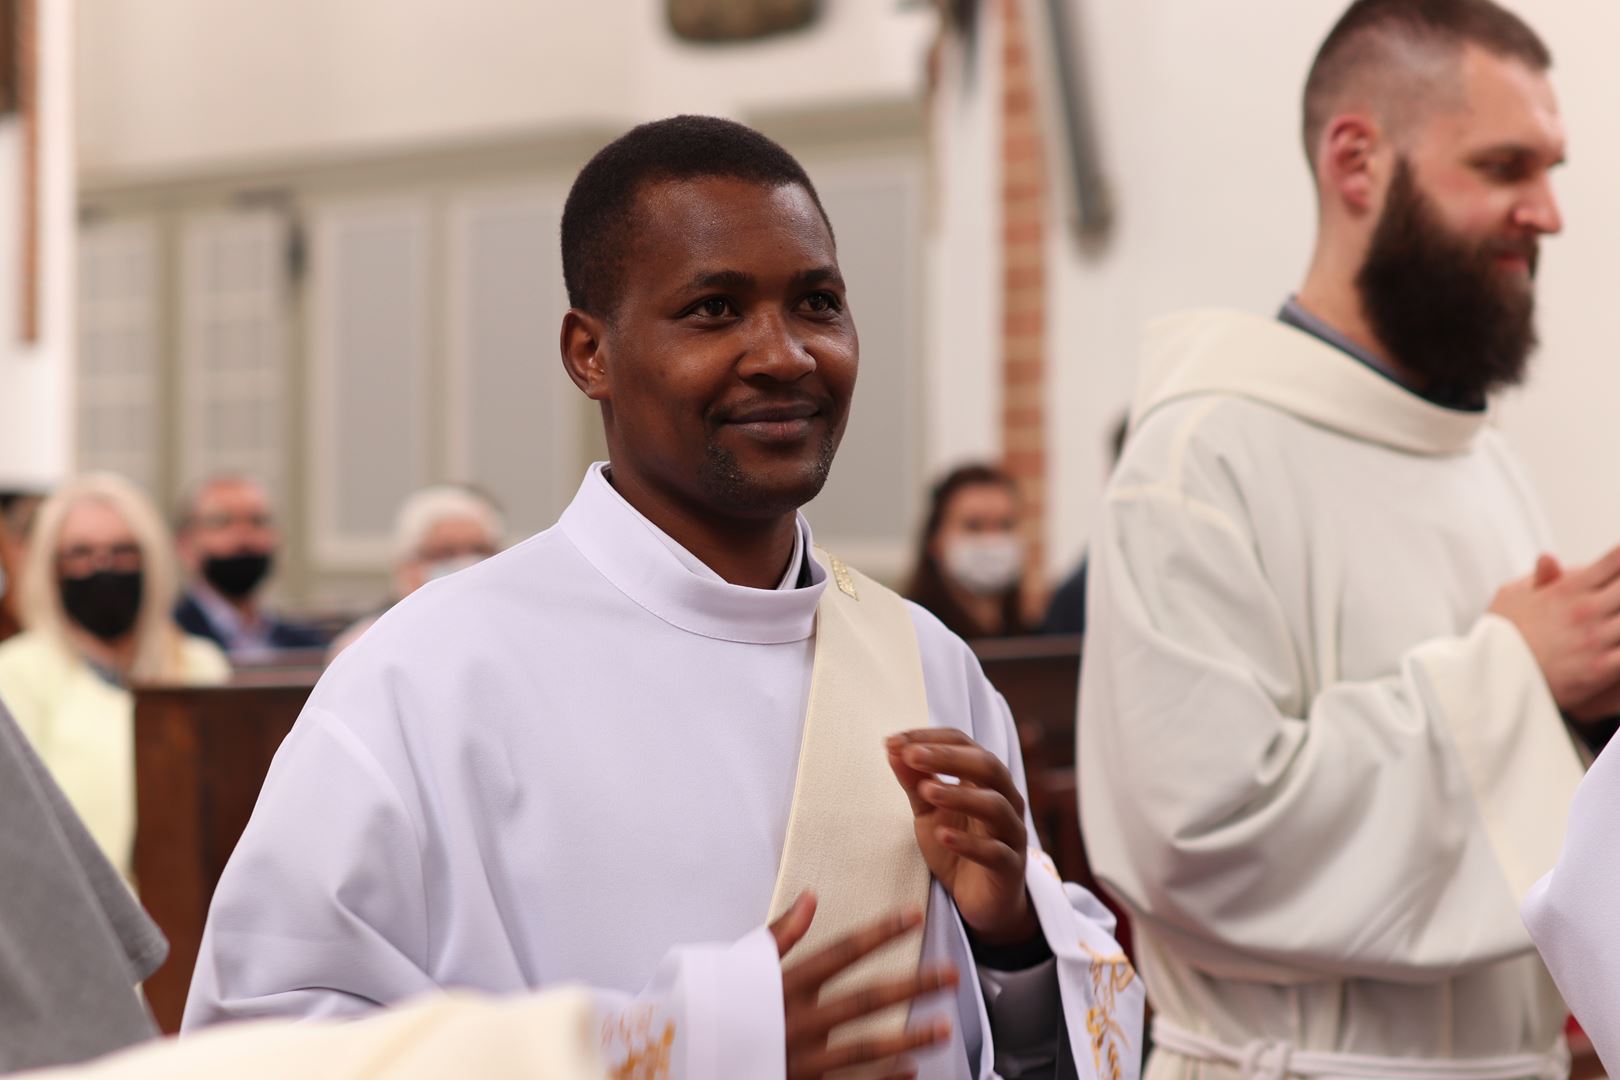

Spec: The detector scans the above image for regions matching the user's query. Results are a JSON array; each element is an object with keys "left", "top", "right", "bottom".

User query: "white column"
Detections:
[
  {"left": 922, "top": 13, "right": 1003, "bottom": 479},
  {"left": 0, "top": 0, "right": 75, "bottom": 491}
]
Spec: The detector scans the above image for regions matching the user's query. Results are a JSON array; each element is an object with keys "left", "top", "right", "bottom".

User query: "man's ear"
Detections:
[
  {"left": 560, "top": 309, "right": 612, "bottom": 401},
  {"left": 1319, "top": 114, "right": 1384, "bottom": 216}
]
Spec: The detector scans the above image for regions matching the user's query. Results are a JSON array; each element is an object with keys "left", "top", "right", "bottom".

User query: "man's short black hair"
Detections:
[
  {"left": 560, "top": 115, "right": 833, "bottom": 318},
  {"left": 1303, "top": 0, "right": 1552, "bottom": 167}
]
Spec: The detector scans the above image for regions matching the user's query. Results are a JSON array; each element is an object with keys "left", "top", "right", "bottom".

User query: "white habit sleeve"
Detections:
[
  {"left": 1522, "top": 741, "right": 1620, "bottom": 1075},
  {"left": 183, "top": 708, "right": 786, "bottom": 1079}
]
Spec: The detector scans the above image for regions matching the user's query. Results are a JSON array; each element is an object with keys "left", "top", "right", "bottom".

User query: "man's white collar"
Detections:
[{"left": 1132, "top": 308, "right": 1491, "bottom": 455}]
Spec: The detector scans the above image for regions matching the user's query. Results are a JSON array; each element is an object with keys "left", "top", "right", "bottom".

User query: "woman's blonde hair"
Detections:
[{"left": 19, "top": 472, "right": 189, "bottom": 682}]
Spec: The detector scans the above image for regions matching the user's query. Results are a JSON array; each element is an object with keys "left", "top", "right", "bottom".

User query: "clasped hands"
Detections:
[
  {"left": 1491, "top": 545, "right": 1620, "bottom": 721},
  {"left": 770, "top": 728, "right": 1038, "bottom": 1079}
]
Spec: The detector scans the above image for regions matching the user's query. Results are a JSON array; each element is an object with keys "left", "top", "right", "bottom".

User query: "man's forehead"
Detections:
[
  {"left": 425, "top": 515, "right": 493, "bottom": 539},
  {"left": 61, "top": 499, "right": 131, "bottom": 537},
  {"left": 1428, "top": 46, "right": 1564, "bottom": 156},
  {"left": 198, "top": 480, "right": 269, "bottom": 511},
  {"left": 630, "top": 177, "right": 835, "bottom": 266}
]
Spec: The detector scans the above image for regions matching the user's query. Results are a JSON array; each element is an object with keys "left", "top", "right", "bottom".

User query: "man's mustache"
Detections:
[
  {"left": 711, "top": 394, "right": 835, "bottom": 425},
  {"left": 1484, "top": 236, "right": 1540, "bottom": 275}
]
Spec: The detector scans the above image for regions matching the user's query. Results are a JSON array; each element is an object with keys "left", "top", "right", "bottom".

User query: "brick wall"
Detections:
[{"left": 1000, "top": 0, "right": 1048, "bottom": 596}]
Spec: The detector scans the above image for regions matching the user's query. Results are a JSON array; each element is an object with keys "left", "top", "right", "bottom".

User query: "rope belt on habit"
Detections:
[{"left": 1151, "top": 1018, "right": 1570, "bottom": 1080}]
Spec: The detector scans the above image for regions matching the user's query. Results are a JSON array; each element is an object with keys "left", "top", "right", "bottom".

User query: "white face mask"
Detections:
[
  {"left": 425, "top": 554, "right": 485, "bottom": 582},
  {"left": 942, "top": 534, "right": 1023, "bottom": 596}
]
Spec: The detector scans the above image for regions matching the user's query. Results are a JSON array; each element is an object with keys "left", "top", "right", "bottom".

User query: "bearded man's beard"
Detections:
[{"left": 1356, "top": 158, "right": 1540, "bottom": 407}]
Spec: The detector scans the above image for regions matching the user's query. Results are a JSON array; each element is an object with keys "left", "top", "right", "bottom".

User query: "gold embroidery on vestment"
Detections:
[
  {"left": 828, "top": 554, "right": 859, "bottom": 599},
  {"left": 601, "top": 1007, "right": 676, "bottom": 1080},
  {"left": 1082, "top": 943, "right": 1138, "bottom": 1080}
]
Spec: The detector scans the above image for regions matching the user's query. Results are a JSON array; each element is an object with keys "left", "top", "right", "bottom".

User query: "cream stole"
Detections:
[{"left": 767, "top": 549, "right": 934, "bottom": 1040}]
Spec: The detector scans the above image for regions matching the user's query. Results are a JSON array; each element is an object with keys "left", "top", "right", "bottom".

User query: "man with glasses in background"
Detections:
[{"left": 174, "top": 475, "right": 324, "bottom": 659}]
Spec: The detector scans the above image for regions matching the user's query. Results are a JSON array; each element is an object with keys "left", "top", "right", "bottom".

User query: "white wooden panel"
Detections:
[
  {"left": 446, "top": 188, "right": 579, "bottom": 541},
  {"left": 308, "top": 198, "right": 431, "bottom": 567},
  {"left": 179, "top": 209, "right": 286, "bottom": 504},
  {"left": 76, "top": 218, "right": 161, "bottom": 494},
  {"left": 800, "top": 158, "right": 925, "bottom": 578}
]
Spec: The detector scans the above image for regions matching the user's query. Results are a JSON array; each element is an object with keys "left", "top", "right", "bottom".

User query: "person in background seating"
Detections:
[
  {"left": 905, "top": 464, "right": 1036, "bottom": 641},
  {"left": 0, "top": 473, "right": 228, "bottom": 880},
  {"left": 174, "top": 475, "right": 323, "bottom": 660},
  {"left": 0, "top": 492, "right": 44, "bottom": 644},
  {"left": 327, "top": 485, "right": 505, "bottom": 660}
]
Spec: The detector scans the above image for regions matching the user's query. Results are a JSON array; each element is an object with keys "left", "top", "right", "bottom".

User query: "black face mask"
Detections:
[
  {"left": 203, "top": 552, "right": 272, "bottom": 599},
  {"left": 60, "top": 570, "right": 143, "bottom": 642}
]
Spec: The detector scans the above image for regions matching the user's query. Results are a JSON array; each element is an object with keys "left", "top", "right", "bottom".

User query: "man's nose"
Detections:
[
  {"left": 1515, "top": 177, "right": 1563, "bottom": 236},
  {"left": 738, "top": 310, "right": 816, "bottom": 380}
]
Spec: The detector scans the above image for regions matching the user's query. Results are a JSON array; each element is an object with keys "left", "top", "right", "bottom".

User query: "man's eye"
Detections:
[
  {"left": 690, "top": 298, "right": 733, "bottom": 318},
  {"left": 1480, "top": 159, "right": 1527, "bottom": 182},
  {"left": 802, "top": 292, "right": 842, "bottom": 314}
]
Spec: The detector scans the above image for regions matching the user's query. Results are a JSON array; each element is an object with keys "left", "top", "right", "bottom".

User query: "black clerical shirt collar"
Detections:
[{"left": 793, "top": 548, "right": 814, "bottom": 589}]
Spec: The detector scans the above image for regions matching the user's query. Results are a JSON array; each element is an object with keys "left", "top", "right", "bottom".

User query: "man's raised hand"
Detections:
[
  {"left": 1490, "top": 545, "right": 1620, "bottom": 721},
  {"left": 886, "top": 729, "right": 1039, "bottom": 947},
  {"left": 770, "top": 893, "right": 957, "bottom": 1080}
]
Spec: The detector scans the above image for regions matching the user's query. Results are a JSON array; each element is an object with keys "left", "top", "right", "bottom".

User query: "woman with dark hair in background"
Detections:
[
  {"left": 905, "top": 463, "right": 1035, "bottom": 640},
  {"left": 0, "top": 512, "right": 20, "bottom": 644},
  {"left": 0, "top": 493, "right": 41, "bottom": 645}
]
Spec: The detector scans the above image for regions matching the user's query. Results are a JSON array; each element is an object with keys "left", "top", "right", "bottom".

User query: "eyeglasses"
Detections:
[
  {"left": 58, "top": 542, "right": 143, "bottom": 578},
  {"left": 419, "top": 544, "right": 498, "bottom": 563},
  {"left": 193, "top": 512, "right": 274, "bottom": 531}
]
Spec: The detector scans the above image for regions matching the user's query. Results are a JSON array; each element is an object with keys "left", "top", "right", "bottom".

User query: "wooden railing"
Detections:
[{"left": 132, "top": 676, "right": 318, "bottom": 1032}]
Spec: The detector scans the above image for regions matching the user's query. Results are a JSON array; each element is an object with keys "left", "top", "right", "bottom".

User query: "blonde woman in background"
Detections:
[{"left": 0, "top": 473, "right": 228, "bottom": 882}]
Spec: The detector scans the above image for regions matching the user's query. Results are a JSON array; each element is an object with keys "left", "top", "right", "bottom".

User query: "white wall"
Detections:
[
  {"left": 922, "top": 11, "right": 1002, "bottom": 476},
  {"left": 76, "top": 0, "right": 933, "bottom": 181},
  {"left": 1045, "top": 0, "right": 1620, "bottom": 572},
  {"left": 73, "top": 1, "right": 941, "bottom": 595},
  {"left": 0, "top": 0, "right": 75, "bottom": 490},
  {"left": 77, "top": 1, "right": 1620, "bottom": 569}
]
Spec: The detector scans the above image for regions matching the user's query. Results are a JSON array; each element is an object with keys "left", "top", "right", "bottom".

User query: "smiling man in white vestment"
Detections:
[
  {"left": 183, "top": 116, "right": 1141, "bottom": 1080},
  {"left": 1079, "top": 2, "right": 1620, "bottom": 1079}
]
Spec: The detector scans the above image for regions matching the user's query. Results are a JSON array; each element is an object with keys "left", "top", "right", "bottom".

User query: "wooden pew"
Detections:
[
  {"left": 972, "top": 634, "right": 1081, "bottom": 767},
  {"left": 132, "top": 675, "right": 318, "bottom": 1033},
  {"left": 970, "top": 635, "right": 1085, "bottom": 875}
]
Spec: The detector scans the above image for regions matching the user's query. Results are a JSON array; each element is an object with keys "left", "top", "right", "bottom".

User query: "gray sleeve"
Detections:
[
  {"left": 979, "top": 959, "right": 1070, "bottom": 1079},
  {"left": 0, "top": 696, "right": 163, "bottom": 1072}
]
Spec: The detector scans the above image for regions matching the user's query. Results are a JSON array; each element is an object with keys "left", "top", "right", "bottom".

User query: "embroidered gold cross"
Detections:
[{"left": 827, "top": 553, "right": 859, "bottom": 599}]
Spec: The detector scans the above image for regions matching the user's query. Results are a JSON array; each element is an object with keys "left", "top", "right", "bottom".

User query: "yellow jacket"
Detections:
[{"left": 0, "top": 631, "right": 228, "bottom": 881}]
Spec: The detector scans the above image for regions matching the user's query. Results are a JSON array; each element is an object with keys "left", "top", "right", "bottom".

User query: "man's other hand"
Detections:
[
  {"left": 886, "top": 729, "right": 1040, "bottom": 947},
  {"left": 771, "top": 893, "right": 957, "bottom": 1080},
  {"left": 1491, "top": 546, "right": 1620, "bottom": 720}
]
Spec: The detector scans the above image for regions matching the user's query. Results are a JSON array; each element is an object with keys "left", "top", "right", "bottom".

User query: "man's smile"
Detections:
[{"left": 717, "top": 400, "right": 824, "bottom": 443}]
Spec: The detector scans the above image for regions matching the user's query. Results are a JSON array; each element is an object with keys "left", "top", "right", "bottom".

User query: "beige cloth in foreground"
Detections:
[{"left": 19, "top": 991, "right": 607, "bottom": 1080}]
